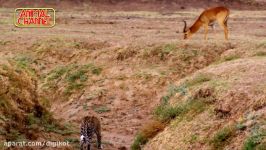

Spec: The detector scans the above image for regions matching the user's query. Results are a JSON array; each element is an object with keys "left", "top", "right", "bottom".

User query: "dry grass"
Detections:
[{"left": 131, "top": 120, "right": 165, "bottom": 150}]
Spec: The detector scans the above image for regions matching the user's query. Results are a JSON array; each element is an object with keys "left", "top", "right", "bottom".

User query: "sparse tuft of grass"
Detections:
[
  {"left": 154, "top": 75, "right": 213, "bottom": 123},
  {"left": 160, "top": 84, "right": 187, "bottom": 105},
  {"left": 64, "top": 83, "right": 84, "bottom": 95},
  {"left": 27, "top": 113, "right": 41, "bottom": 125},
  {"left": 142, "top": 43, "right": 178, "bottom": 60},
  {"left": 13, "top": 56, "right": 36, "bottom": 76},
  {"left": 44, "top": 123, "right": 76, "bottom": 135},
  {"left": 223, "top": 55, "right": 241, "bottom": 62},
  {"left": 93, "top": 105, "right": 111, "bottom": 113},
  {"left": 256, "top": 143, "right": 266, "bottom": 150},
  {"left": 39, "top": 97, "right": 51, "bottom": 108},
  {"left": 254, "top": 51, "right": 266, "bottom": 57},
  {"left": 67, "top": 69, "right": 88, "bottom": 82},
  {"left": 82, "top": 103, "right": 89, "bottom": 111},
  {"left": 154, "top": 103, "right": 185, "bottom": 122},
  {"left": 243, "top": 128, "right": 266, "bottom": 150},
  {"left": 163, "top": 43, "right": 176, "bottom": 53},
  {"left": 0, "top": 40, "right": 11, "bottom": 45},
  {"left": 131, "top": 133, "right": 148, "bottom": 150},
  {"left": 185, "top": 134, "right": 199, "bottom": 144},
  {"left": 256, "top": 41, "right": 266, "bottom": 49},
  {"left": 44, "top": 63, "right": 102, "bottom": 95},
  {"left": 155, "top": 98, "right": 209, "bottom": 123},
  {"left": 135, "top": 71, "right": 152, "bottom": 80},
  {"left": 64, "top": 137, "right": 79, "bottom": 143},
  {"left": 185, "top": 73, "right": 212, "bottom": 87},
  {"left": 131, "top": 120, "right": 166, "bottom": 150},
  {"left": 0, "top": 96, "right": 11, "bottom": 110},
  {"left": 47, "top": 66, "right": 68, "bottom": 81},
  {"left": 210, "top": 125, "right": 237, "bottom": 150}
]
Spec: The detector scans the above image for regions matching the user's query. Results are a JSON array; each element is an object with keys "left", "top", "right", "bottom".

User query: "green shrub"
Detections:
[
  {"left": 131, "top": 133, "right": 148, "bottom": 150},
  {"left": 210, "top": 126, "right": 236, "bottom": 149},
  {"left": 154, "top": 103, "right": 185, "bottom": 122},
  {"left": 243, "top": 128, "right": 266, "bottom": 150},
  {"left": 47, "top": 66, "right": 67, "bottom": 81}
]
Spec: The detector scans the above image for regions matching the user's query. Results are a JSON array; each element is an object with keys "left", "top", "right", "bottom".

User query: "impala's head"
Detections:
[{"left": 183, "top": 20, "right": 192, "bottom": 39}]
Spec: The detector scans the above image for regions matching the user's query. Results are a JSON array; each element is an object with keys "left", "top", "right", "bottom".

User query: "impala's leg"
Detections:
[
  {"left": 204, "top": 24, "right": 208, "bottom": 40},
  {"left": 224, "top": 21, "right": 229, "bottom": 40},
  {"left": 218, "top": 18, "right": 229, "bottom": 40}
]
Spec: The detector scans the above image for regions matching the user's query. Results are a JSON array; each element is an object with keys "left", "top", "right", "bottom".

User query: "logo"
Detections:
[{"left": 14, "top": 8, "right": 55, "bottom": 28}]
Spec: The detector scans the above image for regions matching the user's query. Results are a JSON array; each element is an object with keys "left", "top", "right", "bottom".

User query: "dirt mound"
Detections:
[
  {"left": 0, "top": 61, "right": 75, "bottom": 150},
  {"left": 142, "top": 58, "right": 266, "bottom": 150}
]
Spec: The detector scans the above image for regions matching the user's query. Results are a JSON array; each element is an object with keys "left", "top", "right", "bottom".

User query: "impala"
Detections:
[{"left": 183, "top": 6, "right": 230, "bottom": 40}]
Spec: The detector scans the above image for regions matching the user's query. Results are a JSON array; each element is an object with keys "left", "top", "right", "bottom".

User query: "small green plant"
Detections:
[
  {"left": 256, "top": 41, "right": 266, "bottom": 48},
  {"left": 187, "top": 134, "right": 199, "bottom": 144},
  {"left": 47, "top": 66, "right": 68, "bottom": 81},
  {"left": 83, "top": 103, "right": 89, "bottom": 111},
  {"left": 254, "top": 51, "right": 266, "bottom": 56},
  {"left": 135, "top": 71, "right": 152, "bottom": 80},
  {"left": 0, "top": 142, "right": 4, "bottom": 149},
  {"left": 39, "top": 97, "right": 51, "bottom": 108},
  {"left": 0, "top": 40, "right": 11, "bottom": 45},
  {"left": 210, "top": 125, "right": 236, "bottom": 149},
  {"left": 0, "top": 96, "right": 10, "bottom": 109},
  {"left": 65, "top": 137, "right": 80, "bottom": 149},
  {"left": 131, "top": 119, "right": 165, "bottom": 150},
  {"left": 27, "top": 113, "right": 41, "bottom": 125},
  {"left": 223, "top": 55, "right": 240, "bottom": 62},
  {"left": 131, "top": 133, "right": 148, "bottom": 150},
  {"left": 178, "top": 49, "right": 198, "bottom": 62},
  {"left": 155, "top": 97, "right": 208, "bottom": 123},
  {"left": 142, "top": 43, "right": 177, "bottom": 60},
  {"left": 44, "top": 123, "right": 75, "bottom": 135},
  {"left": 243, "top": 128, "right": 266, "bottom": 150},
  {"left": 45, "top": 63, "right": 102, "bottom": 95},
  {"left": 154, "top": 103, "right": 185, "bottom": 122},
  {"left": 65, "top": 137, "right": 80, "bottom": 150},
  {"left": 8, "top": 129, "right": 25, "bottom": 141},
  {"left": 185, "top": 73, "right": 212, "bottom": 87},
  {"left": 67, "top": 69, "right": 88, "bottom": 83},
  {"left": 163, "top": 43, "right": 176, "bottom": 53},
  {"left": 91, "top": 66, "right": 102, "bottom": 75},
  {"left": 160, "top": 84, "right": 187, "bottom": 105},
  {"left": 236, "top": 123, "right": 246, "bottom": 130},
  {"left": 256, "top": 143, "right": 266, "bottom": 150},
  {"left": 13, "top": 56, "right": 36, "bottom": 76},
  {"left": 64, "top": 83, "right": 84, "bottom": 95},
  {"left": 93, "top": 106, "right": 111, "bottom": 113}
]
